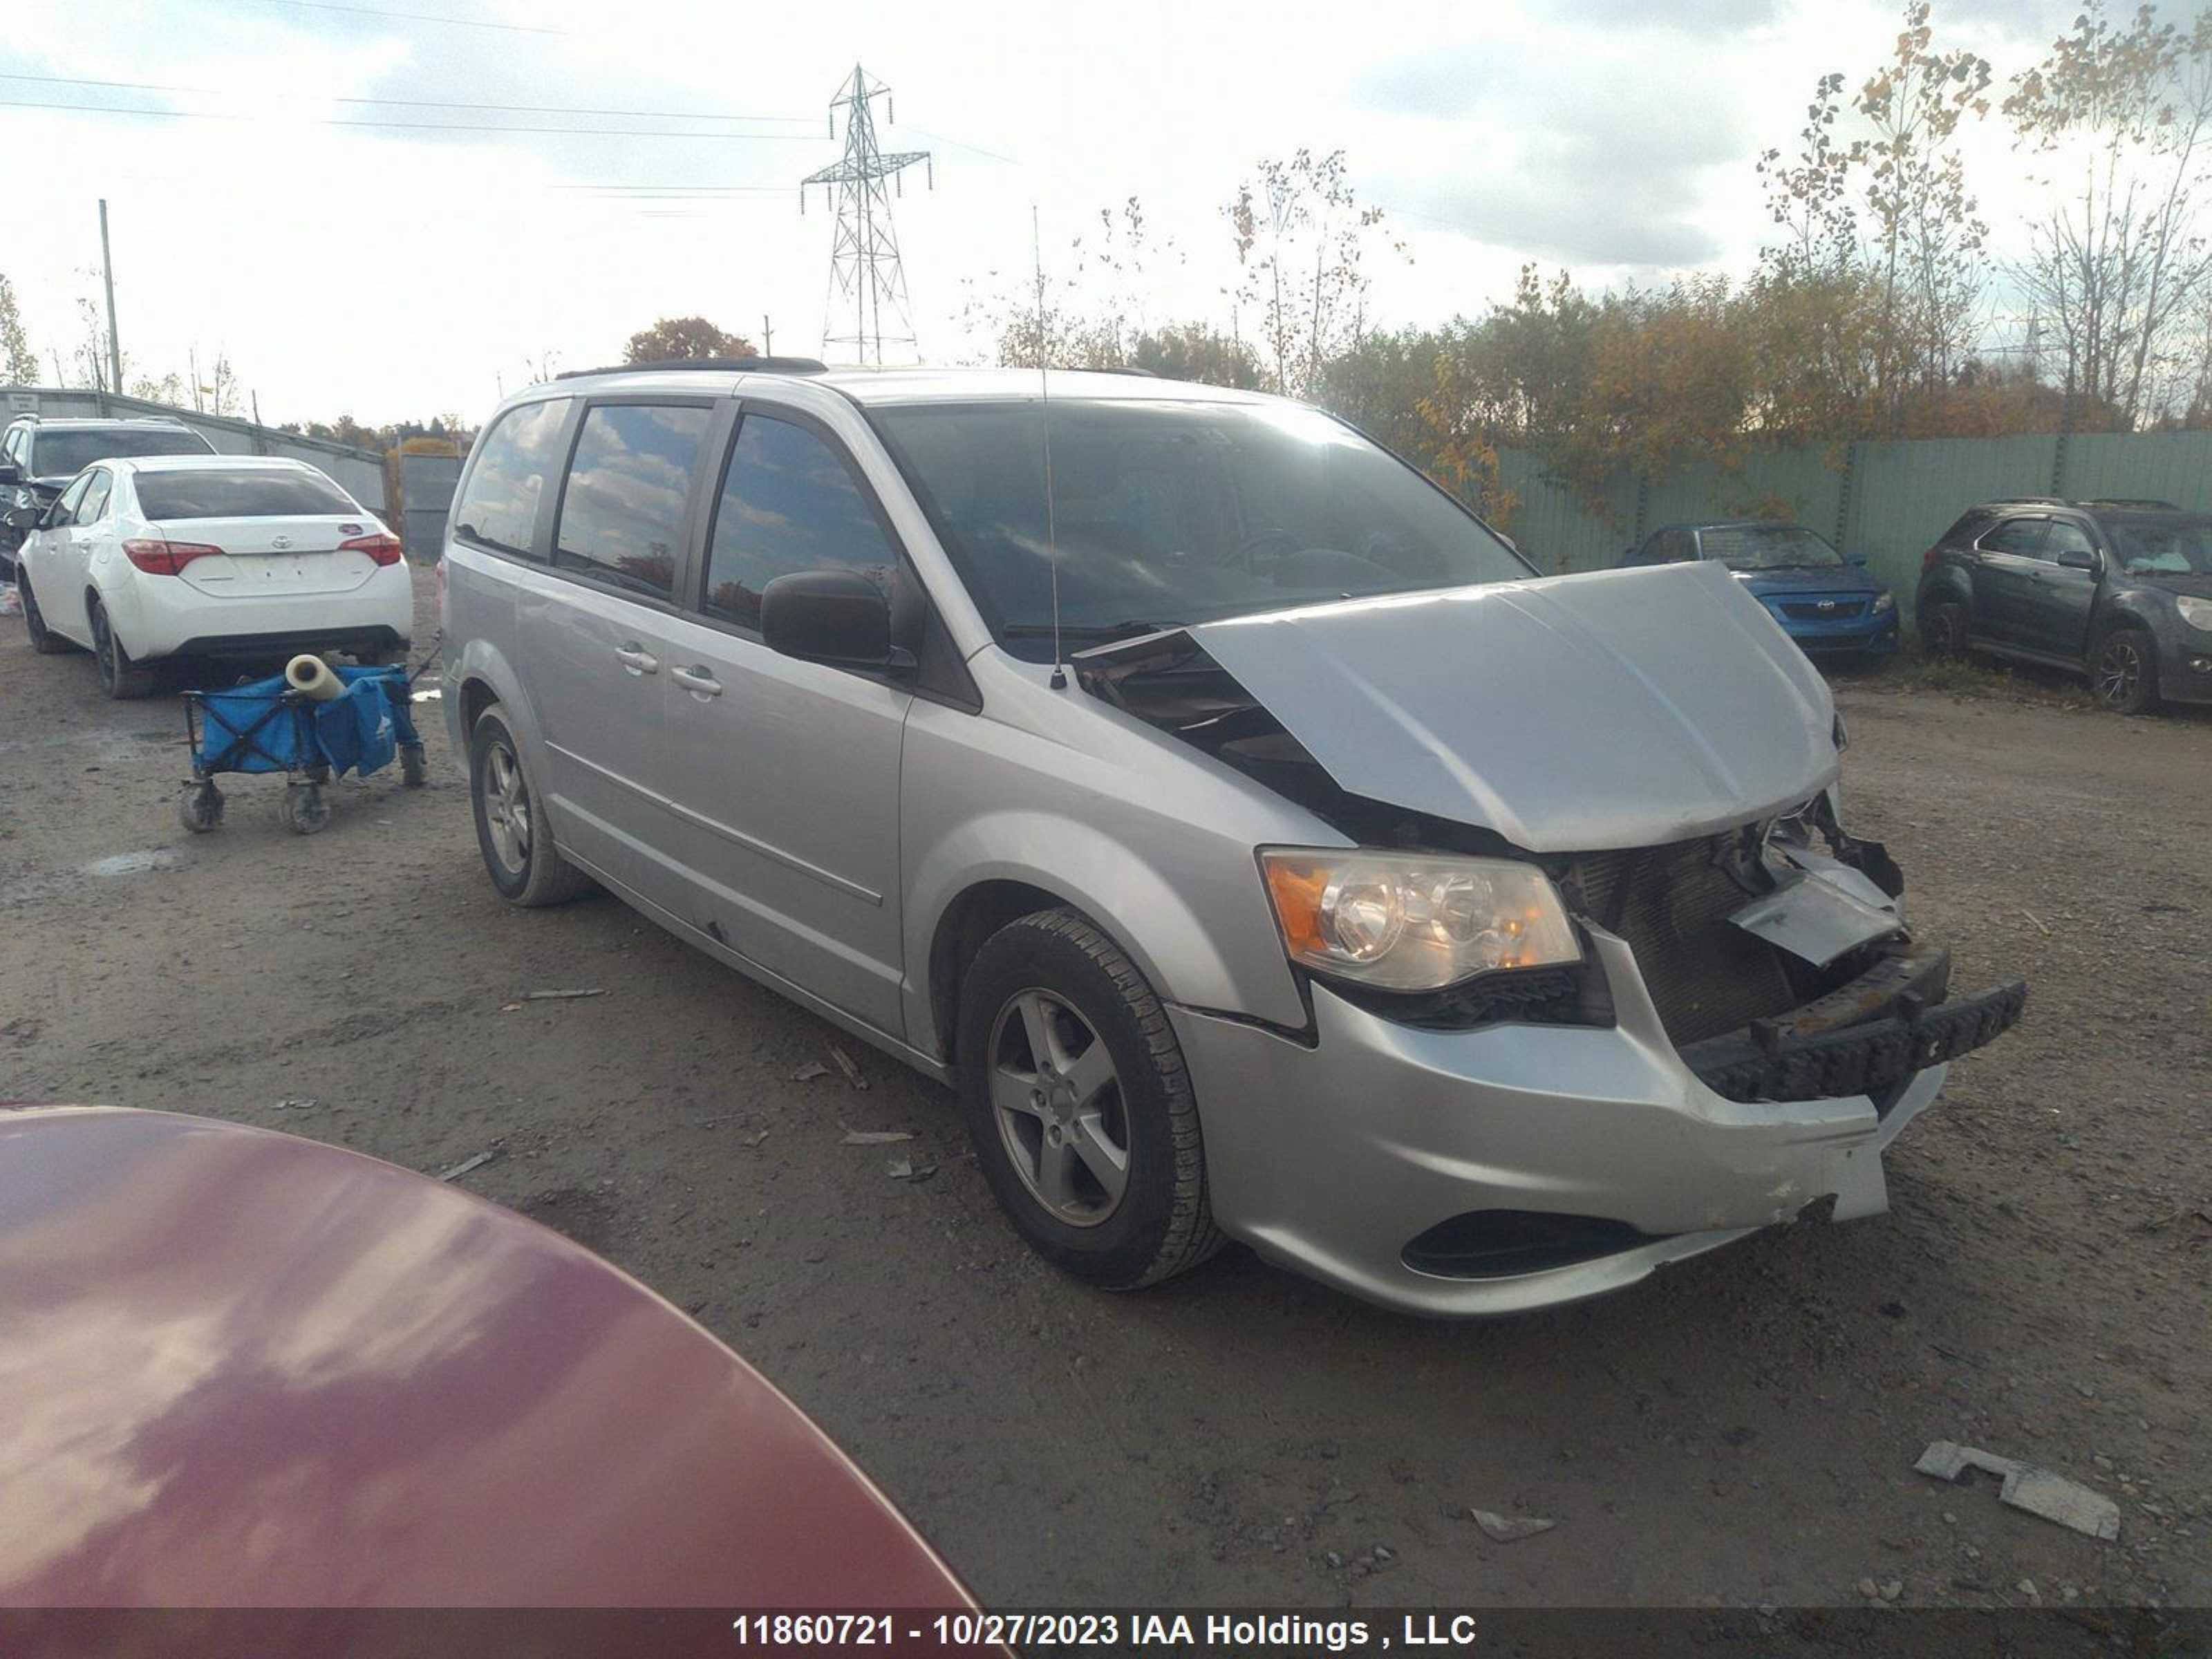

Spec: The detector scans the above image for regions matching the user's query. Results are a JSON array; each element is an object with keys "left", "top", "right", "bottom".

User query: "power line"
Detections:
[
  {"left": 0, "top": 95, "right": 829, "bottom": 140},
  {"left": 0, "top": 71, "right": 812, "bottom": 124},
  {"left": 246, "top": 0, "right": 567, "bottom": 34}
]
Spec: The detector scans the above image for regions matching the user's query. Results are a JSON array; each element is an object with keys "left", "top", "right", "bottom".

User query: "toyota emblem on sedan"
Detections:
[
  {"left": 1817, "top": 599, "right": 1837, "bottom": 611},
  {"left": 271, "top": 534, "right": 293, "bottom": 550}
]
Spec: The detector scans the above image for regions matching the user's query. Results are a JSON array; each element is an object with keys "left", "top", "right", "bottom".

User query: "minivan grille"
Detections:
[{"left": 1566, "top": 835, "right": 1799, "bottom": 1045}]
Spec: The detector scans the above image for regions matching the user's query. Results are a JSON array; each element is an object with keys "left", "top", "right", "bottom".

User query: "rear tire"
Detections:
[
  {"left": 1919, "top": 600, "right": 1968, "bottom": 662},
  {"left": 19, "top": 572, "right": 71, "bottom": 655},
  {"left": 955, "top": 908, "right": 1224, "bottom": 1291},
  {"left": 89, "top": 598, "right": 158, "bottom": 699},
  {"left": 469, "top": 702, "right": 594, "bottom": 906},
  {"left": 2092, "top": 626, "right": 2161, "bottom": 715}
]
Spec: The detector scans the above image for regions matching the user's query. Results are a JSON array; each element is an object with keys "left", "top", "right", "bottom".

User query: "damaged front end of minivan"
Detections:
[{"left": 1076, "top": 561, "right": 2026, "bottom": 1314}]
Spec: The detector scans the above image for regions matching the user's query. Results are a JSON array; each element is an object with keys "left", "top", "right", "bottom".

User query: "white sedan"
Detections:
[{"left": 16, "top": 455, "right": 413, "bottom": 698}]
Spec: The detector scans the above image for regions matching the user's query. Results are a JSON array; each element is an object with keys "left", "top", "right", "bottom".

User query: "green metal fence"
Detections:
[{"left": 1497, "top": 430, "right": 2212, "bottom": 628}]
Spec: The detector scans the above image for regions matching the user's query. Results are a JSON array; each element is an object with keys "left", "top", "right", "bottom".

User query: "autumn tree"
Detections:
[
  {"left": 2005, "top": 0, "right": 2212, "bottom": 427},
  {"left": 0, "top": 274, "right": 35, "bottom": 384},
  {"left": 1756, "top": 4, "right": 1991, "bottom": 435},
  {"left": 624, "top": 317, "right": 758, "bottom": 363}
]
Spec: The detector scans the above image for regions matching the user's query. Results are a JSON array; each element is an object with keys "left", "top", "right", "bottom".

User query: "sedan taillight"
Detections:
[
  {"left": 122, "top": 538, "right": 222, "bottom": 576},
  {"left": 341, "top": 531, "right": 404, "bottom": 568}
]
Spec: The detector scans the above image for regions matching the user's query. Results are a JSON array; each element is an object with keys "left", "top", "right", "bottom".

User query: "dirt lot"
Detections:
[{"left": 2, "top": 577, "right": 2206, "bottom": 1618}]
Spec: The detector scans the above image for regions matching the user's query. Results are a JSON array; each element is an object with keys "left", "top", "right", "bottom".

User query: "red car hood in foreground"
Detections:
[{"left": 0, "top": 1106, "right": 976, "bottom": 1610}]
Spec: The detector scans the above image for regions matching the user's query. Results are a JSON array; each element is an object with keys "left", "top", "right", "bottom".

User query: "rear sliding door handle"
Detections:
[
  {"left": 670, "top": 664, "right": 723, "bottom": 697},
  {"left": 615, "top": 644, "right": 659, "bottom": 675}
]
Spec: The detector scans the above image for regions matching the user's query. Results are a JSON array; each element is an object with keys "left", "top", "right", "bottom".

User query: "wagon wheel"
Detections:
[
  {"left": 177, "top": 782, "right": 225, "bottom": 834},
  {"left": 279, "top": 784, "right": 331, "bottom": 836}
]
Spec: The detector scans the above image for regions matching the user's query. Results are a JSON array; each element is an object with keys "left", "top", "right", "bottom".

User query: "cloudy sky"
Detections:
[{"left": 1, "top": 0, "right": 2084, "bottom": 427}]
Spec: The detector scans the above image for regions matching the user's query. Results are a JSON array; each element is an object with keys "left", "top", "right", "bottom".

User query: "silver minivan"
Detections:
[{"left": 440, "top": 361, "right": 2026, "bottom": 1315}]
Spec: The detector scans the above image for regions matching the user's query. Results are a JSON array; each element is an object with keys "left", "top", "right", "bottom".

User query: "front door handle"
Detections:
[
  {"left": 670, "top": 664, "right": 723, "bottom": 698},
  {"left": 615, "top": 644, "right": 659, "bottom": 675}
]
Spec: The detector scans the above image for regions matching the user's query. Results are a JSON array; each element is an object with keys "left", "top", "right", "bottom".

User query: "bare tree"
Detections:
[
  {"left": 2005, "top": 1, "right": 2212, "bottom": 427},
  {"left": 1856, "top": 2, "right": 1992, "bottom": 415},
  {"left": 1224, "top": 149, "right": 1405, "bottom": 400}
]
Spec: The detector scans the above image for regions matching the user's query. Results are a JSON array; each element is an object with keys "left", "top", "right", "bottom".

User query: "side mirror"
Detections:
[
  {"left": 760, "top": 568, "right": 910, "bottom": 669},
  {"left": 0, "top": 462, "right": 19, "bottom": 487},
  {"left": 1846, "top": 551, "right": 1869, "bottom": 567},
  {"left": 2055, "top": 548, "right": 2098, "bottom": 573}
]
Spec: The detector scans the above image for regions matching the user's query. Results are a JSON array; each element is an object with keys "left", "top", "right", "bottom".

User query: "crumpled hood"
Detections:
[{"left": 1181, "top": 560, "right": 1840, "bottom": 853}]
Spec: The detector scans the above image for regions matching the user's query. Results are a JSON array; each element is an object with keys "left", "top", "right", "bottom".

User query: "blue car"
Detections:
[{"left": 1621, "top": 521, "right": 1900, "bottom": 664}]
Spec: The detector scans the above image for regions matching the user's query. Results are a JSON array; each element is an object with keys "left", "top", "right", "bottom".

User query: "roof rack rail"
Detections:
[
  {"left": 556, "top": 355, "right": 830, "bottom": 381},
  {"left": 2079, "top": 496, "right": 2182, "bottom": 511},
  {"left": 1088, "top": 365, "right": 1159, "bottom": 377},
  {"left": 1985, "top": 495, "right": 2070, "bottom": 505}
]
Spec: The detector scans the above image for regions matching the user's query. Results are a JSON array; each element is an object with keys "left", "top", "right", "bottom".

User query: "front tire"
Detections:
[
  {"left": 956, "top": 908, "right": 1224, "bottom": 1290},
  {"left": 2092, "top": 626, "right": 2161, "bottom": 715},
  {"left": 89, "top": 598, "right": 158, "bottom": 699},
  {"left": 469, "top": 702, "right": 594, "bottom": 906}
]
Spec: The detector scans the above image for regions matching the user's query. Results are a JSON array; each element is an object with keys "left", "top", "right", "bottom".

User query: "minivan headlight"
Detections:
[
  {"left": 1259, "top": 849, "right": 1582, "bottom": 991},
  {"left": 2178, "top": 594, "right": 2212, "bottom": 632}
]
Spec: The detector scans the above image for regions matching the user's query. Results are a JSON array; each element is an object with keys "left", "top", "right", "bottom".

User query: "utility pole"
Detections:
[
  {"left": 761, "top": 313, "right": 774, "bottom": 355},
  {"left": 800, "top": 64, "right": 933, "bottom": 366},
  {"left": 98, "top": 199, "right": 121, "bottom": 393}
]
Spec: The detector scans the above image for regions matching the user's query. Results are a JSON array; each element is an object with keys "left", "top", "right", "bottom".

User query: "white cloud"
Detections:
[{"left": 0, "top": 0, "right": 2097, "bottom": 425}]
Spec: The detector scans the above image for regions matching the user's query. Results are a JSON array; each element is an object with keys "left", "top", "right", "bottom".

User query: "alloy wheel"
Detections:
[
  {"left": 986, "top": 988, "right": 1130, "bottom": 1227},
  {"left": 480, "top": 740, "right": 532, "bottom": 873},
  {"left": 2095, "top": 635, "right": 2142, "bottom": 709}
]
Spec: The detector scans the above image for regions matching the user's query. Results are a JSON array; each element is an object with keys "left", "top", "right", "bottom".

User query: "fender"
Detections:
[
  {"left": 902, "top": 807, "right": 1307, "bottom": 1064},
  {"left": 446, "top": 633, "right": 550, "bottom": 786}
]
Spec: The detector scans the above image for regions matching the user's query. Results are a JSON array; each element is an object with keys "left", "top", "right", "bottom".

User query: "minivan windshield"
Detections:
[
  {"left": 32, "top": 428, "right": 213, "bottom": 478},
  {"left": 1698, "top": 524, "right": 1846, "bottom": 571},
  {"left": 872, "top": 399, "right": 1531, "bottom": 658}
]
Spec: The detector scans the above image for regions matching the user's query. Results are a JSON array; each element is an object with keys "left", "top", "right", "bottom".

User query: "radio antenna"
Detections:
[{"left": 1034, "top": 203, "right": 1066, "bottom": 690}]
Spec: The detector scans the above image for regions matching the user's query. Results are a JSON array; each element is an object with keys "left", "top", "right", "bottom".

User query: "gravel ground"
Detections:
[{"left": 1, "top": 577, "right": 2206, "bottom": 1619}]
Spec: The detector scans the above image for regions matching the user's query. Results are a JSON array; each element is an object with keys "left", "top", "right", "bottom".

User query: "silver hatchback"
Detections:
[{"left": 441, "top": 361, "right": 2026, "bottom": 1315}]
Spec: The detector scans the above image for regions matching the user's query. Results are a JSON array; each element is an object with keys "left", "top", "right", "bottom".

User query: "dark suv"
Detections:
[
  {"left": 0, "top": 415, "right": 216, "bottom": 577},
  {"left": 1915, "top": 496, "right": 2212, "bottom": 713}
]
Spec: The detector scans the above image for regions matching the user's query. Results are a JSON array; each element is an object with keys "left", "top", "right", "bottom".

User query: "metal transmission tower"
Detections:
[{"left": 800, "top": 64, "right": 932, "bottom": 365}]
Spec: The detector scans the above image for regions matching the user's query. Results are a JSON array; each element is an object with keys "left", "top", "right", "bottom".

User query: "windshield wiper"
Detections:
[{"left": 1002, "top": 619, "right": 1186, "bottom": 641}]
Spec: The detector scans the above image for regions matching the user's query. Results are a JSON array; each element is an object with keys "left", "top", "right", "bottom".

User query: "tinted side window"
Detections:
[
  {"left": 2043, "top": 519, "right": 2096, "bottom": 564},
  {"left": 554, "top": 403, "right": 711, "bottom": 601},
  {"left": 702, "top": 413, "right": 901, "bottom": 628},
  {"left": 1979, "top": 518, "right": 2047, "bottom": 556},
  {"left": 453, "top": 397, "right": 571, "bottom": 556},
  {"left": 77, "top": 471, "right": 112, "bottom": 522}
]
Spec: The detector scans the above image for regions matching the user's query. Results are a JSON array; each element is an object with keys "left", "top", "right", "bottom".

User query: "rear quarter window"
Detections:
[
  {"left": 1940, "top": 509, "right": 1995, "bottom": 545},
  {"left": 453, "top": 398, "right": 572, "bottom": 556}
]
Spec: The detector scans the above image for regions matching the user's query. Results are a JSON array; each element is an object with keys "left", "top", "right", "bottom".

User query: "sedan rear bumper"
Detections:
[
  {"left": 1172, "top": 928, "right": 2016, "bottom": 1317},
  {"left": 104, "top": 563, "right": 413, "bottom": 662}
]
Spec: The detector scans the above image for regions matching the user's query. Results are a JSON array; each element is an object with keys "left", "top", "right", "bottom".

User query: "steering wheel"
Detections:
[{"left": 1235, "top": 527, "right": 1304, "bottom": 570}]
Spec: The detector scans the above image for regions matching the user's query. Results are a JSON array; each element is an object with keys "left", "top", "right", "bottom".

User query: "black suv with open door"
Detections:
[{"left": 1914, "top": 496, "right": 2212, "bottom": 713}]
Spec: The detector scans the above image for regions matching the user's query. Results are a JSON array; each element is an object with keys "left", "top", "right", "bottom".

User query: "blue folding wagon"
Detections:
[{"left": 178, "top": 664, "right": 426, "bottom": 836}]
